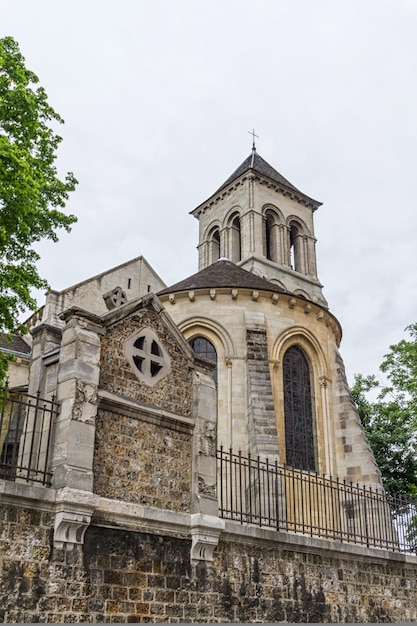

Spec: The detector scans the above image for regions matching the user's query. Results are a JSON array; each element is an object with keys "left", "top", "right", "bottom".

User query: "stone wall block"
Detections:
[
  {"left": 66, "top": 422, "right": 95, "bottom": 468},
  {"left": 57, "top": 360, "right": 99, "bottom": 386}
]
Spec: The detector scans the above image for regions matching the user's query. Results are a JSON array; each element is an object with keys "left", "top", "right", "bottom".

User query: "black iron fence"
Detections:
[
  {"left": 217, "top": 447, "right": 417, "bottom": 554},
  {"left": 0, "top": 384, "right": 58, "bottom": 486}
]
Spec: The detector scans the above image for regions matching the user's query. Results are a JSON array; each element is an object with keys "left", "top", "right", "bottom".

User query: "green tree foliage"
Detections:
[
  {"left": 0, "top": 36, "right": 77, "bottom": 381},
  {"left": 351, "top": 324, "right": 417, "bottom": 498}
]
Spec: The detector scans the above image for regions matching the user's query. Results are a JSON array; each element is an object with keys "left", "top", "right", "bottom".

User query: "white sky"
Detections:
[{"left": 3, "top": 0, "right": 417, "bottom": 385}]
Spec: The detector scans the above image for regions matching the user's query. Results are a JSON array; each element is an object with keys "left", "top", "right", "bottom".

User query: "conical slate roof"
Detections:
[{"left": 158, "top": 259, "right": 288, "bottom": 296}]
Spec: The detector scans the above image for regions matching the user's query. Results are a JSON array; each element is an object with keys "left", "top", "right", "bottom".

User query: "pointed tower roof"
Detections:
[
  {"left": 158, "top": 258, "right": 288, "bottom": 296},
  {"left": 216, "top": 149, "right": 301, "bottom": 195},
  {"left": 191, "top": 148, "right": 321, "bottom": 214}
]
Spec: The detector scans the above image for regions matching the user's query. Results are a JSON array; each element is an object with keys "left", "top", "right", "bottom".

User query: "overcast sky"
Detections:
[{"left": 3, "top": 0, "right": 417, "bottom": 385}]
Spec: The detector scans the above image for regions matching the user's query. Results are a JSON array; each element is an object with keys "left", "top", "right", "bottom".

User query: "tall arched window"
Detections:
[
  {"left": 283, "top": 345, "right": 315, "bottom": 471},
  {"left": 189, "top": 336, "right": 218, "bottom": 383},
  {"left": 264, "top": 210, "right": 278, "bottom": 262},
  {"left": 209, "top": 228, "right": 220, "bottom": 263},
  {"left": 289, "top": 223, "right": 302, "bottom": 272},
  {"left": 229, "top": 214, "right": 241, "bottom": 263}
]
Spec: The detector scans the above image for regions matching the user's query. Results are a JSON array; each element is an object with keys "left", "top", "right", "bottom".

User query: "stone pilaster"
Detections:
[
  {"left": 191, "top": 366, "right": 218, "bottom": 516},
  {"left": 190, "top": 364, "right": 224, "bottom": 564},
  {"left": 51, "top": 308, "right": 103, "bottom": 493},
  {"left": 28, "top": 323, "right": 62, "bottom": 396},
  {"left": 245, "top": 314, "right": 279, "bottom": 460}
]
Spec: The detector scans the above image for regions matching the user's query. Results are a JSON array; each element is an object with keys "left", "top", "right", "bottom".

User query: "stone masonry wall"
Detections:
[
  {"left": 246, "top": 328, "right": 279, "bottom": 458},
  {"left": 100, "top": 309, "right": 193, "bottom": 417},
  {"left": 93, "top": 409, "right": 192, "bottom": 512},
  {"left": 1, "top": 502, "right": 417, "bottom": 623}
]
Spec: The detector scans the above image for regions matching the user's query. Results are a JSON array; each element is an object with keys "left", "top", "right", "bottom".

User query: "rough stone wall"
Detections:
[
  {"left": 0, "top": 505, "right": 55, "bottom": 623},
  {"left": 213, "top": 540, "right": 417, "bottom": 623},
  {"left": 93, "top": 409, "right": 192, "bottom": 511},
  {"left": 1, "top": 503, "right": 417, "bottom": 623},
  {"left": 100, "top": 309, "right": 193, "bottom": 417}
]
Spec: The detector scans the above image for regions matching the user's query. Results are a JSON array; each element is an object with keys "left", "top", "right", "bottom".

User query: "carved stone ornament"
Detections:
[
  {"left": 103, "top": 286, "right": 127, "bottom": 310},
  {"left": 54, "top": 488, "right": 100, "bottom": 548},
  {"left": 190, "top": 513, "right": 225, "bottom": 564},
  {"left": 125, "top": 327, "right": 171, "bottom": 387}
]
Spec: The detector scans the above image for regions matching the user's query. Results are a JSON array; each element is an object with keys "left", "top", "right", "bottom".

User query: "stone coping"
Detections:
[
  {"left": 93, "top": 496, "right": 192, "bottom": 538},
  {"left": 2, "top": 479, "right": 416, "bottom": 566},
  {"left": 97, "top": 389, "right": 194, "bottom": 434},
  {"left": 222, "top": 519, "right": 417, "bottom": 565},
  {"left": 0, "top": 478, "right": 55, "bottom": 509}
]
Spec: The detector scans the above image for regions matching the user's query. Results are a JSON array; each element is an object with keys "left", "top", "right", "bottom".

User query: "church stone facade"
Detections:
[
  {"left": 0, "top": 148, "right": 416, "bottom": 622},
  {"left": 158, "top": 148, "right": 379, "bottom": 486}
]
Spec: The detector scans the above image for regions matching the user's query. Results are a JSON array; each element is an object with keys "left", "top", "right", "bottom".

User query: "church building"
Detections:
[
  {"left": 21, "top": 144, "right": 380, "bottom": 486},
  {"left": 0, "top": 146, "right": 416, "bottom": 623}
]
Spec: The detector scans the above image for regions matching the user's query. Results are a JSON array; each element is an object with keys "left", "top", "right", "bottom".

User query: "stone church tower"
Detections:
[{"left": 158, "top": 146, "right": 381, "bottom": 485}]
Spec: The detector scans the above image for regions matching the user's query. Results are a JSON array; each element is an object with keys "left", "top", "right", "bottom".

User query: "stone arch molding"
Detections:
[
  {"left": 178, "top": 316, "right": 236, "bottom": 359},
  {"left": 203, "top": 220, "right": 222, "bottom": 243},
  {"left": 223, "top": 205, "right": 243, "bottom": 228},
  {"left": 285, "top": 214, "right": 312, "bottom": 237},
  {"left": 261, "top": 203, "right": 285, "bottom": 223},
  {"left": 271, "top": 326, "right": 329, "bottom": 378}
]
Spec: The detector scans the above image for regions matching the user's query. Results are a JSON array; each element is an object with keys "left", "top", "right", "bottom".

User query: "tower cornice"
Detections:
[
  {"left": 191, "top": 151, "right": 322, "bottom": 218},
  {"left": 191, "top": 172, "right": 321, "bottom": 218}
]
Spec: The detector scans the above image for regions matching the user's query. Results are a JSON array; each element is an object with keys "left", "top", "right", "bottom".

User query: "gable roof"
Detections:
[
  {"left": 191, "top": 149, "right": 321, "bottom": 213},
  {"left": 158, "top": 259, "right": 288, "bottom": 296}
]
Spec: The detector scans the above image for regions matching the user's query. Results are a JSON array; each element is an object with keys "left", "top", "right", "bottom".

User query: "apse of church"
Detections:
[{"left": 158, "top": 146, "right": 381, "bottom": 488}]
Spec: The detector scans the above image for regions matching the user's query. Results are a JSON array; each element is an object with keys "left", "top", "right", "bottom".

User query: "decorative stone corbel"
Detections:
[
  {"left": 54, "top": 487, "right": 100, "bottom": 549},
  {"left": 190, "top": 513, "right": 225, "bottom": 565}
]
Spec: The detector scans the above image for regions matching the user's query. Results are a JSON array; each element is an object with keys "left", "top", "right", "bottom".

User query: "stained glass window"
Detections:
[
  {"left": 283, "top": 345, "right": 315, "bottom": 471},
  {"left": 190, "top": 337, "right": 217, "bottom": 383}
]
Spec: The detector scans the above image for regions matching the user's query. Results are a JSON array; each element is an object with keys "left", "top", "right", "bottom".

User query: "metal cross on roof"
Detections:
[{"left": 248, "top": 128, "right": 259, "bottom": 150}]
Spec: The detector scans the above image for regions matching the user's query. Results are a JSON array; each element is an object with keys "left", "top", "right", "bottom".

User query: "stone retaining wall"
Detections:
[{"left": 1, "top": 501, "right": 416, "bottom": 623}]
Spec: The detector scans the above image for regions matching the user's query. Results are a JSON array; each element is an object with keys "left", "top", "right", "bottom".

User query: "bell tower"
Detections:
[{"left": 191, "top": 146, "right": 327, "bottom": 308}]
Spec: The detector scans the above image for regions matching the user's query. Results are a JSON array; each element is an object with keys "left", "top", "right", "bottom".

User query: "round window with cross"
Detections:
[{"left": 125, "top": 328, "right": 171, "bottom": 387}]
